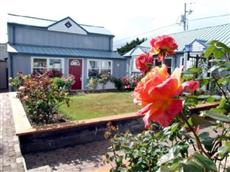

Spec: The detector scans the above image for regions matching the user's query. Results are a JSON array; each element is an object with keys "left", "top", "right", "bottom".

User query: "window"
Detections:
[
  {"left": 88, "top": 60, "right": 112, "bottom": 78},
  {"left": 165, "top": 59, "right": 172, "bottom": 74},
  {"left": 49, "top": 59, "right": 62, "bottom": 71},
  {"left": 154, "top": 58, "right": 172, "bottom": 74},
  {"left": 32, "top": 57, "right": 64, "bottom": 74}
]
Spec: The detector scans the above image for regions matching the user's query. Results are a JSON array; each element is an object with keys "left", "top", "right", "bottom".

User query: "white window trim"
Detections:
[
  {"left": 31, "top": 57, "right": 64, "bottom": 74},
  {"left": 87, "top": 59, "right": 113, "bottom": 78}
]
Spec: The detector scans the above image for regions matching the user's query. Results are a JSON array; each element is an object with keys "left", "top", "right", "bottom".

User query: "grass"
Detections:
[{"left": 58, "top": 92, "right": 140, "bottom": 121}]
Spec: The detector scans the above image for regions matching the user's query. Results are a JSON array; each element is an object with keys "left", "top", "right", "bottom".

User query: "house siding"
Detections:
[
  {"left": 7, "top": 16, "right": 125, "bottom": 90},
  {"left": 9, "top": 24, "right": 111, "bottom": 51},
  {"left": 11, "top": 54, "right": 31, "bottom": 76},
  {"left": 112, "top": 59, "right": 126, "bottom": 78}
]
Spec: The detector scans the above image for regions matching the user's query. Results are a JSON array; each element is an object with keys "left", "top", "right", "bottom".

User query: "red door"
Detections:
[{"left": 69, "top": 59, "right": 82, "bottom": 90}]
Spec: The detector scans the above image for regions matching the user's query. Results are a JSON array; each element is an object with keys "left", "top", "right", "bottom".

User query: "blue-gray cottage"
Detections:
[
  {"left": 124, "top": 23, "right": 230, "bottom": 76},
  {"left": 7, "top": 14, "right": 126, "bottom": 90}
]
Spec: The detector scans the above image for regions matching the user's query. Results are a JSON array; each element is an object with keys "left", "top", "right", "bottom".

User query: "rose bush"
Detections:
[
  {"left": 10, "top": 72, "right": 74, "bottom": 124},
  {"left": 106, "top": 37, "right": 230, "bottom": 172}
]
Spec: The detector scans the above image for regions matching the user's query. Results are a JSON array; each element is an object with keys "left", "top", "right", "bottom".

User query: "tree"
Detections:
[{"left": 117, "top": 37, "right": 146, "bottom": 55}]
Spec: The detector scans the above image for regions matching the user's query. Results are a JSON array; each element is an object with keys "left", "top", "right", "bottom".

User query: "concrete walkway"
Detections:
[{"left": 0, "top": 93, "right": 25, "bottom": 172}]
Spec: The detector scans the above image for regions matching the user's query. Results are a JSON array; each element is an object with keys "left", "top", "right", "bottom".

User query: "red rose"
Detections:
[
  {"left": 135, "top": 53, "right": 153, "bottom": 74},
  {"left": 150, "top": 35, "right": 178, "bottom": 62}
]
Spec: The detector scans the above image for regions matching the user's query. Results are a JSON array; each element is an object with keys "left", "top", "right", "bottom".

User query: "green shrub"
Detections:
[{"left": 110, "top": 77, "right": 124, "bottom": 91}]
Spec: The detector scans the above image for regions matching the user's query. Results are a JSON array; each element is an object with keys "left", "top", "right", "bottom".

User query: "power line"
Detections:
[
  {"left": 114, "top": 13, "right": 230, "bottom": 45},
  {"left": 189, "top": 13, "right": 230, "bottom": 21},
  {"left": 114, "top": 23, "right": 177, "bottom": 44}
]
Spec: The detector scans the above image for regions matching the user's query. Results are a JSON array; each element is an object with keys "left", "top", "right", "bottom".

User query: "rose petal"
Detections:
[
  {"left": 182, "top": 81, "right": 200, "bottom": 93},
  {"left": 149, "top": 99, "right": 182, "bottom": 127},
  {"left": 137, "top": 103, "right": 152, "bottom": 115}
]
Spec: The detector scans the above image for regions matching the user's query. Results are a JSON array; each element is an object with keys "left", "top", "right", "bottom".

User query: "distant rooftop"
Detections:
[
  {"left": 140, "top": 23, "right": 230, "bottom": 51},
  {"left": 7, "top": 13, "right": 113, "bottom": 36}
]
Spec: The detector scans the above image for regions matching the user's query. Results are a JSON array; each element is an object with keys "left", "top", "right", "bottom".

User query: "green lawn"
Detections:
[{"left": 58, "top": 92, "right": 140, "bottom": 121}]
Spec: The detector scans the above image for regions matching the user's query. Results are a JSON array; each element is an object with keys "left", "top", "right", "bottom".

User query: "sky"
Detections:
[{"left": 0, "top": 0, "right": 230, "bottom": 48}]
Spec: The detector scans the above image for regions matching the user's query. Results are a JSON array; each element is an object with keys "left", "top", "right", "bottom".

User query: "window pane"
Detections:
[
  {"left": 88, "top": 69, "right": 99, "bottom": 77},
  {"left": 33, "top": 59, "right": 47, "bottom": 68},
  {"left": 101, "top": 61, "right": 111, "bottom": 69},
  {"left": 165, "top": 59, "right": 172, "bottom": 66},
  {"left": 89, "top": 61, "right": 100, "bottom": 69},
  {"left": 49, "top": 59, "right": 62, "bottom": 69}
]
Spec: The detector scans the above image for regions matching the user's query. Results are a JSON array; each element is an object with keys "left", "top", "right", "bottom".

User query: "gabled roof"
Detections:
[
  {"left": 7, "top": 14, "right": 113, "bottom": 36},
  {"left": 140, "top": 23, "right": 230, "bottom": 51},
  {"left": 8, "top": 44, "right": 123, "bottom": 59},
  {"left": 183, "top": 39, "right": 208, "bottom": 52},
  {"left": 123, "top": 46, "right": 150, "bottom": 57},
  {"left": 47, "top": 16, "right": 88, "bottom": 35}
]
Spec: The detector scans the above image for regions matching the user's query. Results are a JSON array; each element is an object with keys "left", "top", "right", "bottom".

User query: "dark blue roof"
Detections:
[{"left": 8, "top": 45, "right": 124, "bottom": 59}]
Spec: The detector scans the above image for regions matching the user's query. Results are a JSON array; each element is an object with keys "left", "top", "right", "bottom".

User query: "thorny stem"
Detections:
[
  {"left": 181, "top": 113, "right": 211, "bottom": 159},
  {"left": 213, "top": 76, "right": 229, "bottom": 102}
]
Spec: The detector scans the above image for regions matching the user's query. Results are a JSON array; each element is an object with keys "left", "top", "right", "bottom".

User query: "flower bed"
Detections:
[{"left": 10, "top": 92, "right": 219, "bottom": 154}]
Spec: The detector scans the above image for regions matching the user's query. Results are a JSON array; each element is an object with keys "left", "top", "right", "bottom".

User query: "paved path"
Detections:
[
  {"left": 25, "top": 140, "right": 111, "bottom": 172},
  {"left": 0, "top": 93, "right": 25, "bottom": 172}
]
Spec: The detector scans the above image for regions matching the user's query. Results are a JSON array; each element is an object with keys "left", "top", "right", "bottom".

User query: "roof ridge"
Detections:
[
  {"left": 8, "top": 13, "right": 57, "bottom": 22},
  {"left": 8, "top": 13, "right": 105, "bottom": 29},
  {"left": 80, "top": 24, "right": 104, "bottom": 28},
  {"left": 171, "top": 23, "right": 230, "bottom": 36}
]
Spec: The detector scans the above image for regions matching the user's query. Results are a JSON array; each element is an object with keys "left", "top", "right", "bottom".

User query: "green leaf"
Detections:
[
  {"left": 208, "top": 65, "right": 219, "bottom": 73},
  {"left": 213, "top": 49, "right": 224, "bottom": 59},
  {"left": 192, "top": 152, "right": 217, "bottom": 171},
  {"left": 204, "top": 111, "right": 230, "bottom": 123},
  {"left": 181, "top": 160, "right": 204, "bottom": 172},
  {"left": 204, "top": 45, "right": 216, "bottom": 58},
  {"left": 189, "top": 116, "right": 211, "bottom": 127},
  {"left": 198, "top": 78, "right": 211, "bottom": 87},
  {"left": 158, "top": 165, "right": 174, "bottom": 172},
  {"left": 218, "top": 142, "right": 230, "bottom": 156},
  {"left": 187, "top": 67, "right": 202, "bottom": 75},
  {"left": 204, "top": 40, "right": 230, "bottom": 59},
  {"left": 207, "top": 95, "right": 221, "bottom": 103},
  {"left": 158, "top": 146, "right": 180, "bottom": 165},
  {"left": 226, "top": 166, "right": 230, "bottom": 172},
  {"left": 199, "top": 132, "right": 214, "bottom": 151}
]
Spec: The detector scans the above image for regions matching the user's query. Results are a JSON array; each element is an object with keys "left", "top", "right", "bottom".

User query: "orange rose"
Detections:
[
  {"left": 150, "top": 35, "right": 178, "bottom": 62},
  {"left": 133, "top": 64, "right": 199, "bottom": 128}
]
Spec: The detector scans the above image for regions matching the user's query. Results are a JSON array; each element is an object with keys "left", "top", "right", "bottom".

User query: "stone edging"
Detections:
[{"left": 9, "top": 92, "right": 34, "bottom": 134}]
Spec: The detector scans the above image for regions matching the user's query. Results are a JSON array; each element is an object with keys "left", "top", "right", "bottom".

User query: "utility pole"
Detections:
[{"left": 181, "top": 2, "right": 193, "bottom": 31}]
